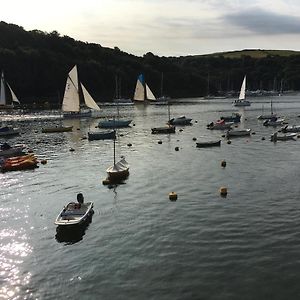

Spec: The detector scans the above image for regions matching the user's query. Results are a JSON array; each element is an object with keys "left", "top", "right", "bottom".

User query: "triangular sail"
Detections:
[
  {"left": 239, "top": 75, "right": 246, "bottom": 100},
  {"left": 133, "top": 74, "right": 145, "bottom": 101},
  {"left": 146, "top": 84, "right": 156, "bottom": 101},
  {"left": 0, "top": 72, "right": 6, "bottom": 105},
  {"left": 81, "top": 83, "right": 101, "bottom": 111},
  {"left": 7, "top": 83, "right": 20, "bottom": 104},
  {"left": 62, "top": 65, "right": 80, "bottom": 112}
]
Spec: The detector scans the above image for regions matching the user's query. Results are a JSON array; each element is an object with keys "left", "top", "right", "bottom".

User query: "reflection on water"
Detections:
[{"left": 55, "top": 214, "right": 94, "bottom": 245}]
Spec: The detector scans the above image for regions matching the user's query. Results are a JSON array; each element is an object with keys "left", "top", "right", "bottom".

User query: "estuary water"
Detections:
[{"left": 1, "top": 95, "right": 300, "bottom": 299}]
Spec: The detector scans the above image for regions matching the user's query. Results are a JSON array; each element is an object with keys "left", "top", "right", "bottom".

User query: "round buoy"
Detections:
[
  {"left": 127, "top": 143, "right": 132, "bottom": 147},
  {"left": 158, "top": 140, "right": 162, "bottom": 144},
  {"left": 262, "top": 137, "right": 265, "bottom": 140},
  {"left": 179, "top": 129, "right": 183, "bottom": 132},
  {"left": 227, "top": 140, "right": 231, "bottom": 144},
  {"left": 133, "top": 123, "right": 136, "bottom": 126},
  {"left": 195, "top": 120, "right": 198, "bottom": 123},
  {"left": 298, "top": 135, "right": 300, "bottom": 139},
  {"left": 77, "top": 128, "right": 80, "bottom": 130},
  {"left": 252, "top": 132, "right": 256, "bottom": 135},
  {"left": 192, "top": 137, "right": 197, "bottom": 141},
  {"left": 102, "top": 179, "right": 111, "bottom": 185},
  {"left": 221, "top": 160, "right": 226, "bottom": 167},
  {"left": 41, "top": 159, "right": 47, "bottom": 165},
  {"left": 175, "top": 146, "right": 179, "bottom": 151},
  {"left": 120, "top": 134, "right": 124, "bottom": 137},
  {"left": 219, "top": 187, "right": 228, "bottom": 197},
  {"left": 221, "top": 134, "right": 225, "bottom": 138},
  {"left": 169, "top": 192, "right": 178, "bottom": 201},
  {"left": 69, "top": 148, "right": 75, "bottom": 152}
]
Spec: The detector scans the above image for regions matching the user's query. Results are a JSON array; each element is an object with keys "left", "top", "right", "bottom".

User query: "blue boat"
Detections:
[
  {"left": 88, "top": 130, "right": 116, "bottom": 141},
  {"left": 98, "top": 119, "right": 132, "bottom": 128}
]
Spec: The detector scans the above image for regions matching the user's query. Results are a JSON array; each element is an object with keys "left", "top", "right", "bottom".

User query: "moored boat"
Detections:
[
  {"left": 168, "top": 115, "right": 192, "bottom": 125},
  {"left": 196, "top": 140, "right": 221, "bottom": 148},
  {"left": 270, "top": 132, "right": 297, "bottom": 142},
  {"left": 151, "top": 125, "right": 175, "bottom": 134},
  {"left": 207, "top": 120, "right": 233, "bottom": 130},
  {"left": 88, "top": 130, "right": 116, "bottom": 141},
  {"left": 226, "top": 128, "right": 251, "bottom": 138},
  {"left": 42, "top": 126, "right": 73, "bottom": 133},
  {"left": 0, "top": 143, "right": 25, "bottom": 158},
  {"left": 0, "top": 125, "right": 20, "bottom": 136},
  {"left": 1, "top": 154, "right": 38, "bottom": 172},
  {"left": 220, "top": 113, "right": 241, "bottom": 123},
  {"left": 98, "top": 119, "right": 132, "bottom": 128},
  {"left": 55, "top": 193, "right": 94, "bottom": 226},
  {"left": 233, "top": 75, "right": 251, "bottom": 107},
  {"left": 280, "top": 124, "right": 300, "bottom": 133},
  {"left": 106, "top": 157, "right": 129, "bottom": 181}
]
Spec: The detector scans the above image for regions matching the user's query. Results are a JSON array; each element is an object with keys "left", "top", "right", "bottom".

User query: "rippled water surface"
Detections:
[{"left": 1, "top": 96, "right": 300, "bottom": 299}]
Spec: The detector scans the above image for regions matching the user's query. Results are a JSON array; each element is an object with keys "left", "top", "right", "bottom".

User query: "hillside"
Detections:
[{"left": 0, "top": 21, "right": 300, "bottom": 108}]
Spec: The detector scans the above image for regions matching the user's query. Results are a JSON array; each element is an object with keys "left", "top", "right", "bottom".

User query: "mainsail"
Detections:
[
  {"left": 239, "top": 75, "right": 246, "bottom": 100},
  {"left": 0, "top": 72, "right": 20, "bottom": 106},
  {"left": 62, "top": 65, "right": 100, "bottom": 113},
  {"left": 133, "top": 74, "right": 145, "bottom": 101}
]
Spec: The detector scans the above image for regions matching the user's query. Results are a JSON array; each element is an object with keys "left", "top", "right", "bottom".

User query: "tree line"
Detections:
[{"left": 0, "top": 21, "right": 300, "bottom": 108}]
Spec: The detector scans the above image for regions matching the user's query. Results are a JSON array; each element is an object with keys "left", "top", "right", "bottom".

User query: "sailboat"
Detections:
[
  {"left": 133, "top": 74, "right": 156, "bottom": 103},
  {"left": 151, "top": 100, "right": 176, "bottom": 134},
  {"left": 62, "top": 65, "right": 101, "bottom": 118},
  {"left": 106, "top": 133, "right": 129, "bottom": 182},
  {"left": 0, "top": 71, "right": 20, "bottom": 109},
  {"left": 156, "top": 72, "right": 170, "bottom": 104},
  {"left": 98, "top": 76, "right": 132, "bottom": 128},
  {"left": 257, "top": 101, "right": 277, "bottom": 120},
  {"left": 233, "top": 75, "right": 250, "bottom": 107}
]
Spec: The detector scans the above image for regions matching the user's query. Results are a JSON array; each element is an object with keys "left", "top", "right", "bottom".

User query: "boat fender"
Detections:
[
  {"left": 158, "top": 140, "right": 162, "bottom": 144},
  {"left": 169, "top": 192, "right": 177, "bottom": 201},
  {"left": 219, "top": 187, "right": 228, "bottom": 197},
  {"left": 227, "top": 140, "right": 231, "bottom": 144},
  {"left": 221, "top": 160, "right": 226, "bottom": 167}
]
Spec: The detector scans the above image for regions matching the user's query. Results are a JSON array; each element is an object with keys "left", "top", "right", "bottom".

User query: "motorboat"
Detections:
[
  {"left": 88, "top": 130, "right": 116, "bottom": 141},
  {"left": 207, "top": 120, "right": 233, "bottom": 130},
  {"left": 263, "top": 117, "right": 285, "bottom": 127},
  {"left": 0, "top": 143, "right": 25, "bottom": 158},
  {"left": 270, "top": 132, "right": 297, "bottom": 142},
  {"left": 98, "top": 119, "right": 132, "bottom": 128},
  {"left": 0, "top": 125, "right": 20, "bottom": 136},
  {"left": 220, "top": 113, "right": 241, "bottom": 123},
  {"left": 196, "top": 140, "right": 221, "bottom": 148},
  {"left": 168, "top": 115, "right": 192, "bottom": 125},
  {"left": 226, "top": 128, "right": 251, "bottom": 138},
  {"left": 42, "top": 126, "right": 73, "bottom": 133},
  {"left": 280, "top": 125, "right": 300, "bottom": 133},
  {"left": 55, "top": 199, "right": 94, "bottom": 226},
  {"left": 151, "top": 125, "right": 175, "bottom": 134}
]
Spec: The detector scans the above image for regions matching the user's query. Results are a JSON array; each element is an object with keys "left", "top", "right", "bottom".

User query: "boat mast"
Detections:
[{"left": 160, "top": 72, "right": 164, "bottom": 98}]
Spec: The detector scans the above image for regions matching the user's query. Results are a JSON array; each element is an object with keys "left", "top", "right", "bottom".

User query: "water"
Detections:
[{"left": 1, "top": 95, "right": 300, "bottom": 299}]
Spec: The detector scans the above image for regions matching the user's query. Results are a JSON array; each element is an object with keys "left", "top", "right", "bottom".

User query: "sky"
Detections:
[{"left": 2, "top": 0, "right": 300, "bottom": 57}]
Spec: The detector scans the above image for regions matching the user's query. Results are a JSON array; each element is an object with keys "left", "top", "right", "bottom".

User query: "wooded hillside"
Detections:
[{"left": 1, "top": 21, "right": 300, "bottom": 108}]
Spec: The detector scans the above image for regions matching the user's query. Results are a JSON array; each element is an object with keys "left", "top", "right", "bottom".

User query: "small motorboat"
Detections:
[
  {"left": 168, "top": 116, "right": 192, "bottom": 125},
  {"left": 263, "top": 117, "right": 285, "bottom": 127},
  {"left": 0, "top": 125, "right": 20, "bottom": 136},
  {"left": 281, "top": 125, "right": 300, "bottom": 133},
  {"left": 88, "top": 130, "right": 116, "bottom": 141},
  {"left": 0, "top": 143, "right": 26, "bottom": 158},
  {"left": 270, "top": 132, "right": 297, "bottom": 142},
  {"left": 207, "top": 120, "right": 233, "bottom": 130},
  {"left": 196, "top": 140, "right": 221, "bottom": 148},
  {"left": 55, "top": 194, "right": 94, "bottom": 226},
  {"left": 220, "top": 113, "right": 241, "bottom": 123},
  {"left": 151, "top": 125, "right": 175, "bottom": 134},
  {"left": 226, "top": 128, "right": 251, "bottom": 138},
  {"left": 98, "top": 119, "right": 132, "bottom": 128},
  {"left": 42, "top": 126, "right": 73, "bottom": 133}
]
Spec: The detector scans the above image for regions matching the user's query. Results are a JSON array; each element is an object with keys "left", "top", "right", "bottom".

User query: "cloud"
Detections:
[{"left": 223, "top": 8, "right": 300, "bottom": 35}]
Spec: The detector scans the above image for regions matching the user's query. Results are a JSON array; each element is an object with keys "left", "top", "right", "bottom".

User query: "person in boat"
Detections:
[{"left": 76, "top": 193, "right": 84, "bottom": 209}]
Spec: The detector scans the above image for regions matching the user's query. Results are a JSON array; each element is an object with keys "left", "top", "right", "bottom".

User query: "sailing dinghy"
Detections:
[
  {"left": 0, "top": 71, "right": 20, "bottom": 109},
  {"left": 233, "top": 75, "right": 250, "bottom": 107}
]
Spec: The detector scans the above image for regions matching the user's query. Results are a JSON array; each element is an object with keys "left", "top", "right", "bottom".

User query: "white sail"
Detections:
[
  {"left": 62, "top": 65, "right": 80, "bottom": 112},
  {"left": 81, "top": 83, "right": 100, "bottom": 111},
  {"left": 239, "top": 75, "right": 246, "bottom": 100},
  {"left": 7, "top": 83, "right": 20, "bottom": 104},
  {"left": 133, "top": 78, "right": 145, "bottom": 101},
  {"left": 0, "top": 72, "right": 6, "bottom": 105},
  {"left": 146, "top": 84, "right": 156, "bottom": 101}
]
